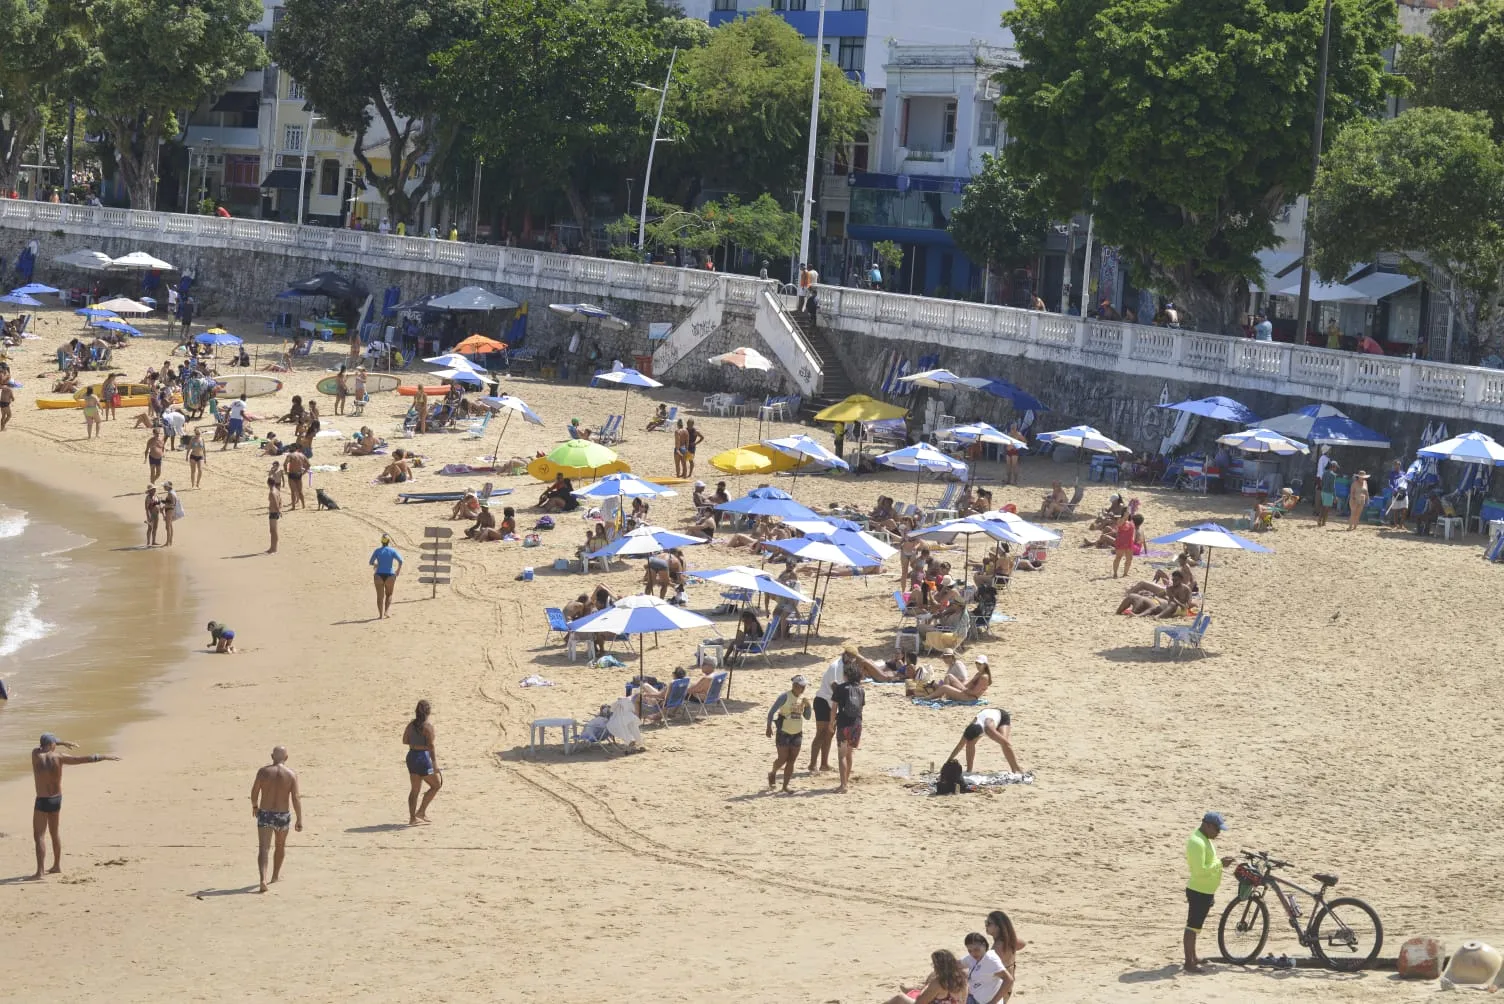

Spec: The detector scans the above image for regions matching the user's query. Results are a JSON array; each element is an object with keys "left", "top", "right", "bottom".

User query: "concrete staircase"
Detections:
[{"left": 790, "top": 310, "right": 858, "bottom": 418}]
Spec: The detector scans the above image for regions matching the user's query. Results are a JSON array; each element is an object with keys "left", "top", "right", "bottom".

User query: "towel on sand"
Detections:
[{"left": 910, "top": 697, "right": 988, "bottom": 709}]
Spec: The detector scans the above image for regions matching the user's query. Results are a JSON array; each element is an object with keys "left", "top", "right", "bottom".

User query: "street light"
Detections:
[
  {"left": 797, "top": 0, "right": 828, "bottom": 272},
  {"left": 295, "top": 102, "right": 318, "bottom": 227},
  {"left": 1295, "top": 0, "right": 1336, "bottom": 344},
  {"left": 635, "top": 48, "right": 678, "bottom": 253}
]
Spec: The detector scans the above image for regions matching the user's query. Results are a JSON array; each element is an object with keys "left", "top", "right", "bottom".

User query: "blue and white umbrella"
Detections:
[
  {"left": 804, "top": 527, "right": 896, "bottom": 561},
  {"left": 587, "top": 524, "right": 705, "bottom": 559},
  {"left": 75, "top": 306, "right": 117, "bottom": 320},
  {"left": 1216, "top": 428, "right": 1310, "bottom": 456},
  {"left": 910, "top": 517, "right": 1023, "bottom": 545},
  {"left": 566, "top": 593, "right": 716, "bottom": 689},
  {"left": 1162, "top": 395, "right": 1260, "bottom": 424},
  {"left": 432, "top": 367, "right": 488, "bottom": 388},
  {"left": 716, "top": 486, "right": 820, "bottom": 522},
  {"left": 876, "top": 443, "right": 968, "bottom": 507},
  {"left": 90, "top": 318, "right": 142, "bottom": 337},
  {"left": 0, "top": 291, "right": 42, "bottom": 307},
  {"left": 550, "top": 302, "right": 630, "bottom": 330},
  {"left": 763, "top": 433, "right": 849, "bottom": 496},
  {"left": 1035, "top": 425, "right": 1132, "bottom": 454},
  {"left": 688, "top": 565, "right": 812, "bottom": 604},
  {"left": 1258, "top": 404, "right": 1390, "bottom": 449},
  {"left": 592, "top": 366, "right": 663, "bottom": 430},
  {"left": 476, "top": 393, "right": 543, "bottom": 466},
  {"left": 194, "top": 331, "right": 243, "bottom": 346},
  {"left": 959, "top": 377, "right": 1050, "bottom": 412},
  {"left": 763, "top": 536, "right": 878, "bottom": 568},
  {"left": 574, "top": 473, "right": 678, "bottom": 500},
  {"left": 424, "top": 353, "right": 483, "bottom": 371},
  {"left": 1417, "top": 431, "right": 1504, "bottom": 466},
  {"left": 971, "top": 510, "right": 1062, "bottom": 544},
  {"left": 937, "top": 422, "right": 1027, "bottom": 450},
  {"left": 11, "top": 283, "right": 58, "bottom": 296},
  {"left": 894, "top": 368, "right": 970, "bottom": 390},
  {"left": 1150, "top": 522, "right": 1271, "bottom": 595}
]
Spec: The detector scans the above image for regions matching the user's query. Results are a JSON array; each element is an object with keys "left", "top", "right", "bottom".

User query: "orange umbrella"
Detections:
[{"left": 454, "top": 334, "right": 507, "bottom": 354}]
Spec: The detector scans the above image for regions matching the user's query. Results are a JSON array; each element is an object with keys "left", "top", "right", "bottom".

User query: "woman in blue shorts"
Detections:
[{"left": 402, "top": 699, "right": 443, "bottom": 824}]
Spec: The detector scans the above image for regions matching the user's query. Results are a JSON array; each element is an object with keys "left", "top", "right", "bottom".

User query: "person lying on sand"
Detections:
[{"left": 1116, "top": 592, "right": 1187, "bottom": 618}]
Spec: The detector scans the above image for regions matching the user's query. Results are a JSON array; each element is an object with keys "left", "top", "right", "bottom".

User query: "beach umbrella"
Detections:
[
  {"left": 74, "top": 306, "right": 117, "bottom": 320},
  {"left": 895, "top": 368, "right": 971, "bottom": 390},
  {"left": 423, "top": 353, "right": 484, "bottom": 370},
  {"left": 938, "top": 422, "right": 1027, "bottom": 449},
  {"left": 1216, "top": 428, "right": 1310, "bottom": 456},
  {"left": 763, "top": 433, "right": 849, "bottom": 495},
  {"left": 716, "top": 486, "right": 819, "bottom": 522},
  {"left": 12, "top": 283, "right": 58, "bottom": 296},
  {"left": 710, "top": 447, "right": 780, "bottom": 475},
  {"left": 689, "top": 565, "right": 812, "bottom": 605},
  {"left": 432, "top": 367, "right": 489, "bottom": 388},
  {"left": 194, "top": 331, "right": 244, "bottom": 346},
  {"left": 544, "top": 439, "right": 622, "bottom": 479},
  {"left": 783, "top": 517, "right": 862, "bottom": 535},
  {"left": 426, "top": 287, "right": 518, "bottom": 313},
  {"left": 90, "top": 318, "right": 142, "bottom": 337},
  {"left": 876, "top": 443, "right": 969, "bottom": 508},
  {"left": 1418, "top": 432, "right": 1504, "bottom": 531},
  {"left": 575, "top": 472, "right": 678, "bottom": 500},
  {"left": 1161, "top": 395, "right": 1260, "bottom": 424},
  {"left": 549, "top": 302, "right": 630, "bottom": 330},
  {"left": 808, "top": 527, "right": 897, "bottom": 562},
  {"left": 565, "top": 594, "right": 716, "bottom": 696},
  {"left": 971, "top": 510, "right": 1062, "bottom": 545},
  {"left": 764, "top": 535, "right": 883, "bottom": 647},
  {"left": 93, "top": 297, "right": 154, "bottom": 315},
  {"left": 587, "top": 525, "right": 705, "bottom": 559},
  {"left": 813, "top": 393, "right": 909, "bottom": 424},
  {"left": 709, "top": 346, "right": 774, "bottom": 371},
  {"left": 1149, "top": 522, "right": 1272, "bottom": 596},
  {"left": 55, "top": 249, "right": 115, "bottom": 271},
  {"left": 909, "top": 516, "right": 1024, "bottom": 568},
  {"left": 0, "top": 291, "right": 42, "bottom": 307},
  {"left": 592, "top": 366, "right": 663, "bottom": 432},
  {"left": 1257, "top": 404, "right": 1390, "bottom": 448},
  {"left": 1035, "top": 425, "right": 1132, "bottom": 454},
  {"left": 958, "top": 377, "right": 1049, "bottom": 413},
  {"left": 109, "top": 251, "right": 176, "bottom": 271},
  {"left": 452, "top": 334, "right": 508, "bottom": 354},
  {"left": 475, "top": 393, "right": 543, "bottom": 464}
]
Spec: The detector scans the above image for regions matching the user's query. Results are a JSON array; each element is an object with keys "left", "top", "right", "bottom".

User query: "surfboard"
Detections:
[
  {"left": 215, "top": 374, "right": 283, "bottom": 398},
  {"left": 316, "top": 372, "right": 401, "bottom": 396}
]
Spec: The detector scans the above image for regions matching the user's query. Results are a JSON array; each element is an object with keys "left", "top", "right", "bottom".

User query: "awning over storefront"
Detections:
[
  {"left": 259, "top": 168, "right": 311, "bottom": 190},
  {"left": 210, "top": 90, "right": 260, "bottom": 114},
  {"left": 1347, "top": 272, "right": 1419, "bottom": 302}
]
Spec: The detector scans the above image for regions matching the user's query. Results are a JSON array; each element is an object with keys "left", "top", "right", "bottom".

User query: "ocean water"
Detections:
[{"left": 0, "top": 474, "right": 187, "bottom": 781}]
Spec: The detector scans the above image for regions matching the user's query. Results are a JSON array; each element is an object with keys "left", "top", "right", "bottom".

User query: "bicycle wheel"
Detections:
[
  {"left": 1310, "top": 897, "right": 1383, "bottom": 971},
  {"left": 1218, "top": 895, "right": 1270, "bottom": 964}
]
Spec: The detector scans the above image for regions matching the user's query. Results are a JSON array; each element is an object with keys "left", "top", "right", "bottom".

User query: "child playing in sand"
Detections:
[{"left": 206, "top": 621, "right": 235, "bottom": 653}]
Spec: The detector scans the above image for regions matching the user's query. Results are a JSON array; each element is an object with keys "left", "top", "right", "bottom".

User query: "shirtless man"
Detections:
[
  {"left": 249, "top": 746, "right": 303, "bottom": 892},
  {"left": 684, "top": 419, "right": 705, "bottom": 477},
  {"left": 266, "top": 478, "right": 282, "bottom": 554},
  {"left": 144, "top": 431, "right": 165, "bottom": 484},
  {"left": 283, "top": 449, "right": 309, "bottom": 510},
  {"left": 29, "top": 733, "right": 120, "bottom": 879},
  {"left": 673, "top": 419, "right": 689, "bottom": 478}
]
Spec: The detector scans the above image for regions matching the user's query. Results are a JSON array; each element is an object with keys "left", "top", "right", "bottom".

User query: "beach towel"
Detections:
[
  {"left": 518, "top": 674, "right": 555, "bottom": 687},
  {"left": 910, "top": 697, "right": 988, "bottom": 709},
  {"left": 438, "top": 463, "right": 496, "bottom": 476},
  {"left": 907, "top": 769, "right": 1035, "bottom": 795}
]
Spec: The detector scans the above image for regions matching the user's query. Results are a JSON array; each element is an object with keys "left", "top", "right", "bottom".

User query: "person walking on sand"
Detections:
[
  {"left": 249, "top": 746, "right": 302, "bottom": 892},
  {"left": 1348, "top": 469, "right": 1371, "bottom": 530},
  {"left": 1183, "top": 812, "right": 1234, "bottom": 972},
  {"left": 223, "top": 394, "right": 248, "bottom": 450},
  {"left": 334, "top": 364, "right": 348, "bottom": 416},
  {"left": 831, "top": 660, "right": 865, "bottom": 794},
  {"left": 283, "top": 449, "right": 308, "bottom": 510},
  {"left": 29, "top": 733, "right": 119, "bottom": 880},
  {"left": 685, "top": 418, "right": 705, "bottom": 477},
  {"left": 403, "top": 699, "right": 442, "bottom": 824},
  {"left": 370, "top": 533, "right": 403, "bottom": 618},
  {"left": 673, "top": 419, "right": 688, "bottom": 478},
  {"left": 0, "top": 377, "right": 13, "bottom": 431},
  {"left": 1112, "top": 513, "right": 1142, "bottom": 578},
  {"left": 144, "top": 485, "right": 160, "bottom": 546},
  {"left": 83, "top": 389, "right": 102, "bottom": 439},
  {"left": 187, "top": 430, "right": 206, "bottom": 488},
  {"left": 765, "top": 675, "right": 812, "bottom": 792},
  {"left": 144, "top": 428, "right": 164, "bottom": 481},
  {"left": 160, "top": 481, "right": 179, "bottom": 547},
  {"left": 266, "top": 478, "right": 282, "bottom": 554}
]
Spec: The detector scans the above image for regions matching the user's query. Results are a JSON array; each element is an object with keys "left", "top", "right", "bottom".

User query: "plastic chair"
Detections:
[
  {"left": 783, "top": 599, "right": 821, "bottom": 639},
  {"left": 924, "top": 483, "right": 960, "bottom": 525},
  {"left": 1154, "top": 613, "right": 1211, "bottom": 659}
]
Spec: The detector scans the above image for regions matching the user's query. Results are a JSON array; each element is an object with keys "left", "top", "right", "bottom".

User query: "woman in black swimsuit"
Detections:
[{"left": 402, "top": 699, "right": 442, "bottom": 824}]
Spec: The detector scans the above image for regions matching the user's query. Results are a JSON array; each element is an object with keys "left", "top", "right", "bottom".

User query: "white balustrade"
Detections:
[
  {"left": 1130, "top": 327, "right": 1175, "bottom": 364},
  {"left": 1037, "top": 314, "right": 1075, "bottom": 347},
  {"left": 1084, "top": 321, "right": 1123, "bottom": 357},
  {"left": 1182, "top": 334, "right": 1230, "bottom": 372},
  {"left": 1288, "top": 348, "right": 1342, "bottom": 389}
]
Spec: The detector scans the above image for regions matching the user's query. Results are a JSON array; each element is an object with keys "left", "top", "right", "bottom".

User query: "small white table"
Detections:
[
  {"left": 1437, "top": 516, "right": 1464, "bottom": 541},
  {"left": 529, "top": 718, "right": 577, "bottom": 754}
]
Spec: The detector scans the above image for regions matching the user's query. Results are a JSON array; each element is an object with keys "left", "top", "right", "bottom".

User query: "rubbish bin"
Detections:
[{"left": 633, "top": 354, "right": 654, "bottom": 377}]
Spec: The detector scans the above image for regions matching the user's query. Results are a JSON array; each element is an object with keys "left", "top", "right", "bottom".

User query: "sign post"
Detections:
[{"left": 419, "top": 527, "right": 453, "bottom": 598}]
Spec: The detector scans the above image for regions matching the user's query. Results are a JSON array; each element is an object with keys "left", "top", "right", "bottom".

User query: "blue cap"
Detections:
[{"left": 1203, "top": 811, "right": 1228, "bottom": 831}]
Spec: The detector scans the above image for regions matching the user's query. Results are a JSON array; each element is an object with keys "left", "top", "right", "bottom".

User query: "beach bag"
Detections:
[
  {"left": 533, "top": 515, "right": 555, "bottom": 530},
  {"left": 522, "top": 533, "right": 541, "bottom": 547},
  {"left": 173, "top": 496, "right": 186, "bottom": 520}
]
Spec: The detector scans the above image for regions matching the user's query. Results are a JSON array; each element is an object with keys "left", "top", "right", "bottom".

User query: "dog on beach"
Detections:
[{"left": 315, "top": 488, "right": 341, "bottom": 510}]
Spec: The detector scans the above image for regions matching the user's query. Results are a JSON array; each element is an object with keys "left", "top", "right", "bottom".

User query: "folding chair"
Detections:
[
  {"left": 646, "top": 676, "right": 693, "bottom": 727},
  {"left": 923, "top": 484, "right": 960, "bottom": 526},
  {"left": 783, "top": 599, "right": 822, "bottom": 640},
  {"left": 543, "top": 607, "right": 571, "bottom": 646},
  {"left": 728, "top": 615, "right": 782, "bottom": 667},
  {"left": 691, "top": 672, "right": 730, "bottom": 718},
  {"left": 1059, "top": 484, "right": 1087, "bottom": 518},
  {"left": 461, "top": 411, "right": 492, "bottom": 439}
]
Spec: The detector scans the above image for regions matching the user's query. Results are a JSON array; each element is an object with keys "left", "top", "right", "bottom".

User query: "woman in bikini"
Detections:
[
  {"left": 402, "top": 699, "right": 442, "bottom": 824},
  {"left": 882, "top": 949, "right": 969, "bottom": 1004},
  {"left": 986, "top": 910, "right": 1026, "bottom": 1000},
  {"left": 925, "top": 660, "right": 992, "bottom": 703},
  {"left": 187, "top": 431, "right": 207, "bottom": 487}
]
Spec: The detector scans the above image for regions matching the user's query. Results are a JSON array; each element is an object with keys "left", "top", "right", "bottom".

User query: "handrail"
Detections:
[{"left": 3, "top": 199, "right": 1498, "bottom": 420}]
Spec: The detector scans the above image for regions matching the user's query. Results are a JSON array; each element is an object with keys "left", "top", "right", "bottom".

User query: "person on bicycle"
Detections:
[{"left": 1184, "top": 811, "right": 1235, "bottom": 972}]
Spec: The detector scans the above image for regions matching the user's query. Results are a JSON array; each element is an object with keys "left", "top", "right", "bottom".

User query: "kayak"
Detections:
[
  {"left": 74, "top": 381, "right": 154, "bottom": 400},
  {"left": 397, "top": 385, "right": 454, "bottom": 397},
  {"left": 39, "top": 392, "right": 153, "bottom": 409}
]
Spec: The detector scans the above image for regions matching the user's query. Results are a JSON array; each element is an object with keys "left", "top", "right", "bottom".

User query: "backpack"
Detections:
[
  {"left": 533, "top": 515, "right": 555, "bottom": 530},
  {"left": 936, "top": 759, "right": 973, "bottom": 795}
]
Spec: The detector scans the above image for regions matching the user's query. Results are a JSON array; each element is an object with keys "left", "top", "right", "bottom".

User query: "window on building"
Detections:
[
  {"left": 712, "top": 0, "right": 735, "bottom": 9},
  {"left": 224, "top": 155, "right": 260, "bottom": 187},
  {"left": 287, "top": 78, "right": 305, "bottom": 101},
  {"left": 978, "top": 103, "right": 1000, "bottom": 147},
  {"left": 283, "top": 124, "right": 304, "bottom": 152},
  {"left": 943, "top": 100, "right": 957, "bottom": 149},
  {"left": 838, "top": 37, "right": 864, "bottom": 74},
  {"left": 842, "top": 0, "right": 867, "bottom": 9},
  {"left": 784, "top": 0, "right": 808, "bottom": 9},
  {"left": 319, "top": 159, "right": 340, "bottom": 197},
  {"left": 271, "top": 5, "right": 284, "bottom": 24},
  {"left": 900, "top": 99, "right": 910, "bottom": 147},
  {"left": 852, "top": 131, "right": 869, "bottom": 171}
]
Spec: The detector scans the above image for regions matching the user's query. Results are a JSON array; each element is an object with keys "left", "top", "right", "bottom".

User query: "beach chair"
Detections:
[
  {"left": 728, "top": 615, "right": 782, "bottom": 667},
  {"left": 460, "top": 411, "right": 492, "bottom": 439},
  {"left": 543, "top": 607, "right": 571, "bottom": 646},
  {"left": 691, "top": 672, "right": 730, "bottom": 718},
  {"left": 647, "top": 676, "right": 693, "bottom": 727},
  {"left": 1059, "top": 484, "right": 1087, "bottom": 518},
  {"left": 569, "top": 709, "right": 619, "bottom": 754},
  {"left": 923, "top": 484, "right": 960, "bottom": 525},
  {"left": 597, "top": 414, "right": 623, "bottom": 445},
  {"left": 894, "top": 590, "right": 923, "bottom": 630},
  {"left": 1154, "top": 612, "right": 1211, "bottom": 659},
  {"left": 783, "top": 598, "right": 822, "bottom": 640}
]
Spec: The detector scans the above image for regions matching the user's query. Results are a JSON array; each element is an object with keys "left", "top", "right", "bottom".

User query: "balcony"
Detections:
[
  {"left": 898, "top": 146, "right": 958, "bottom": 177},
  {"left": 182, "top": 125, "right": 262, "bottom": 151}
]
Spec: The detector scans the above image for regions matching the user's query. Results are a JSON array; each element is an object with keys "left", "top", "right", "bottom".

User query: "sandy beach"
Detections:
[{"left": 0, "top": 306, "right": 1500, "bottom": 1002}]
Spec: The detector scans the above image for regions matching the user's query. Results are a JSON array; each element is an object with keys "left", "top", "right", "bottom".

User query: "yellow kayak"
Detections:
[{"left": 39, "top": 391, "right": 155, "bottom": 409}]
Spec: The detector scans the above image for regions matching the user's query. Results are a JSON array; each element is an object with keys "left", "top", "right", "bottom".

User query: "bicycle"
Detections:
[{"left": 1218, "top": 850, "right": 1383, "bottom": 971}]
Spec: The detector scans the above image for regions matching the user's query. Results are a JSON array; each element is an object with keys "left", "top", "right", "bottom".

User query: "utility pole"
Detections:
[
  {"left": 797, "top": 0, "right": 828, "bottom": 274},
  {"left": 295, "top": 103, "right": 315, "bottom": 226},
  {"left": 471, "top": 156, "right": 483, "bottom": 241},
  {"left": 64, "top": 100, "right": 75, "bottom": 201},
  {"left": 1295, "top": 0, "right": 1336, "bottom": 345},
  {"left": 1078, "top": 213, "right": 1095, "bottom": 318},
  {"left": 637, "top": 48, "right": 678, "bottom": 252}
]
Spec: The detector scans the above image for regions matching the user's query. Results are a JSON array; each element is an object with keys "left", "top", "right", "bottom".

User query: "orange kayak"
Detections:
[{"left": 398, "top": 385, "right": 453, "bottom": 397}]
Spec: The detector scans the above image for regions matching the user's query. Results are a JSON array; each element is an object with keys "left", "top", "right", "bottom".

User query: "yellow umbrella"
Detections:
[
  {"left": 711, "top": 447, "right": 780, "bottom": 475},
  {"left": 812, "top": 394, "right": 909, "bottom": 423}
]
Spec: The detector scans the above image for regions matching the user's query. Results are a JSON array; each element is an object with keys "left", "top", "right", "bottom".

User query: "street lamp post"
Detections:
[
  {"left": 1295, "top": 0, "right": 1336, "bottom": 345},
  {"left": 295, "top": 102, "right": 316, "bottom": 227},
  {"left": 636, "top": 48, "right": 678, "bottom": 252},
  {"left": 797, "top": 0, "right": 829, "bottom": 274}
]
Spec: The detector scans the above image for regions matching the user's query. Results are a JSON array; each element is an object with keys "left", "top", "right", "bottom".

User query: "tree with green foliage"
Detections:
[
  {"left": 0, "top": 0, "right": 95, "bottom": 198},
  {"left": 1310, "top": 108, "right": 1504, "bottom": 363},
  {"left": 83, "top": 0, "right": 264, "bottom": 209},
  {"left": 435, "top": 0, "right": 662, "bottom": 249},
  {"left": 272, "top": 0, "right": 484, "bottom": 226},
  {"left": 947, "top": 153, "right": 1048, "bottom": 295},
  {"left": 872, "top": 241, "right": 904, "bottom": 282},
  {"left": 656, "top": 11, "right": 870, "bottom": 204},
  {"left": 605, "top": 193, "right": 802, "bottom": 268},
  {"left": 999, "top": 0, "right": 1398, "bottom": 334},
  {"left": 1399, "top": 0, "right": 1504, "bottom": 141}
]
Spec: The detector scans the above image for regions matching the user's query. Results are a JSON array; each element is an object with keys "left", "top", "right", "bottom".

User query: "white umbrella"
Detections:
[
  {"left": 1035, "top": 425, "right": 1132, "bottom": 454},
  {"left": 688, "top": 565, "right": 812, "bottom": 604},
  {"left": 938, "top": 422, "right": 1027, "bottom": 450},
  {"left": 566, "top": 594, "right": 717, "bottom": 694},
  {"left": 476, "top": 393, "right": 542, "bottom": 466},
  {"left": 433, "top": 367, "right": 489, "bottom": 388},
  {"left": 876, "top": 443, "right": 969, "bottom": 507},
  {"left": 894, "top": 368, "right": 971, "bottom": 390},
  {"left": 1417, "top": 432, "right": 1504, "bottom": 532},
  {"left": 1149, "top": 522, "right": 1272, "bottom": 596},
  {"left": 592, "top": 366, "right": 663, "bottom": 431},
  {"left": 574, "top": 473, "right": 678, "bottom": 499},
  {"left": 709, "top": 347, "right": 774, "bottom": 370},
  {"left": 588, "top": 525, "right": 705, "bottom": 559},
  {"left": 971, "top": 511, "right": 1062, "bottom": 544},
  {"left": 109, "top": 251, "right": 176, "bottom": 271},
  {"left": 423, "top": 353, "right": 484, "bottom": 371},
  {"left": 1216, "top": 428, "right": 1310, "bottom": 456},
  {"left": 93, "top": 297, "right": 154, "bottom": 315},
  {"left": 909, "top": 516, "right": 1023, "bottom": 566},
  {"left": 54, "top": 249, "right": 115, "bottom": 271}
]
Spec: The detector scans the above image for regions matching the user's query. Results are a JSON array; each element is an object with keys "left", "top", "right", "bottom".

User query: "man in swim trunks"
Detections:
[
  {"left": 0, "top": 376, "right": 13, "bottom": 431},
  {"left": 370, "top": 533, "right": 403, "bottom": 618},
  {"left": 30, "top": 733, "right": 120, "bottom": 880},
  {"left": 283, "top": 448, "right": 309, "bottom": 509},
  {"left": 249, "top": 745, "right": 303, "bottom": 893},
  {"left": 673, "top": 419, "right": 688, "bottom": 478},
  {"left": 685, "top": 418, "right": 705, "bottom": 477},
  {"left": 266, "top": 477, "right": 282, "bottom": 554},
  {"left": 145, "top": 430, "right": 165, "bottom": 483}
]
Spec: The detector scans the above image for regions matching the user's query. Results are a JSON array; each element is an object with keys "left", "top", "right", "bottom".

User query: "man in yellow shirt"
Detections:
[{"left": 1184, "top": 811, "right": 1234, "bottom": 972}]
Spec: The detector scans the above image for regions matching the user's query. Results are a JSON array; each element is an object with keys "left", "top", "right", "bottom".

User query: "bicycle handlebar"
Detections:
[{"left": 1241, "top": 849, "right": 1291, "bottom": 869}]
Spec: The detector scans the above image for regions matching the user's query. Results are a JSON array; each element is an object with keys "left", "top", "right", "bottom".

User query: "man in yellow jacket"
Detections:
[{"left": 1184, "top": 811, "right": 1234, "bottom": 972}]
